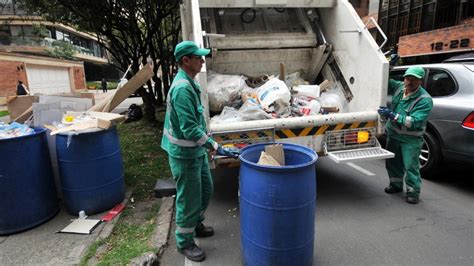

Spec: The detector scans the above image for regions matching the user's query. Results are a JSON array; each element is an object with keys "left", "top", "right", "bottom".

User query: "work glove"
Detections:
[
  {"left": 378, "top": 106, "right": 397, "bottom": 120},
  {"left": 216, "top": 146, "right": 240, "bottom": 159}
]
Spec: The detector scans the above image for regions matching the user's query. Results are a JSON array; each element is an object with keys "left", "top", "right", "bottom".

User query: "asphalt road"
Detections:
[{"left": 160, "top": 158, "right": 474, "bottom": 266}]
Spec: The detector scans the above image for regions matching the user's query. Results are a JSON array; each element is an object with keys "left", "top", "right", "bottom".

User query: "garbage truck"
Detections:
[{"left": 179, "top": 0, "right": 394, "bottom": 167}]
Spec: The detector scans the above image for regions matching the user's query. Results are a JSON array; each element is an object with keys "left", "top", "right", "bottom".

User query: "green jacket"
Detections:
[
  {"left": 386, "top": 79, "right": 433, "bottom": 141},
  {"left": 161, "top": 69, "right": 217, "bottom": 159}
]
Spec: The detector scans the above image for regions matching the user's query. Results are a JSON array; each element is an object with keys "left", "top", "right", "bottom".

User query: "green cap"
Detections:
[
  {"left": 174, "top": 41, "right": 210, "bottom": 62},
  {"left": 403, "top": 66, "right": 425, "bottom": 79}
]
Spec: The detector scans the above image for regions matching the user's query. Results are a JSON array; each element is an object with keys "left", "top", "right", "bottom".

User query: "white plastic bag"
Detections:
[
  {"left": 256, "top": 78, "right": 291, "bottom": 111},
  {"left": 210, "top": 106, "right": 241, "bottom": 124},
  {"left": 239, "top": 99, "right": 272, "bottom": 121},
  {"left": 291, "top": 97, "right": 321, "bottom": 116},
  {"left": 319, "top": 88, "right": 346, "bottom": 112},
  {"left": 207, "top": 73, "right": 245, "bottom": 112},
  {"left": 293, "top": 85, "right": 320, "bottom": 99}
]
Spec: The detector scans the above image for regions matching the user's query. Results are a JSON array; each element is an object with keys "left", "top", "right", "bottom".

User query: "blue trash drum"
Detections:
[
  {"left": 239, "top": 143, "right": 318, "bottom": 266},
  {"left": 0, "top": 128, "right": 59, "bottom": 235},
  {"left": 56, "top": 127, "right": 125, "bottom": 215}
]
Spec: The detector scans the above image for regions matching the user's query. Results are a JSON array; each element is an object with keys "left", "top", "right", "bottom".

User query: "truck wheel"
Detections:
[{"left": 420, "top": 130, "right": 442, "bottom": 179}]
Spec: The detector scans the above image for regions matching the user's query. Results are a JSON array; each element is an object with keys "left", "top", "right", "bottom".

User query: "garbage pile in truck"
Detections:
[{"left": 208, "top": 71, "right": 348, "bottom": 124}]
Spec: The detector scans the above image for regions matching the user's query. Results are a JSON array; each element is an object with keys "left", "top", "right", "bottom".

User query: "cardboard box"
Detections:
[{"left": 49, "top": 111, "right": 125, "bottom": 135}]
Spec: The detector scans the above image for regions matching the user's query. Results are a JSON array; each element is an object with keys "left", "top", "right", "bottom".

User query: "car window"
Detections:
[
  {"left": 425, "top": 69, "right": 456, "bottom": 97},
  {"left": 388, "top": 69, "right": 405, "bottom": 95}
]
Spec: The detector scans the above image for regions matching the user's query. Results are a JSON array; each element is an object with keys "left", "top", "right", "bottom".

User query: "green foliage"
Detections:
[
  {"left": 95, "top": 222, "right": 155, "bottom": 265},
  {"left": 32, "top": 24, "right": 49, "bottom": 38},
  {"left": 47, "top": 40, "right": 75, "bottom": 60},
  {"left": 0, "top": 110, "right": 9, "bottom": 117},
  {"left": 86, "top": 81, "right": 119, "bottom": 91},
  {"left": 18, "top": 0, "right": 182, "bottom": 119}
]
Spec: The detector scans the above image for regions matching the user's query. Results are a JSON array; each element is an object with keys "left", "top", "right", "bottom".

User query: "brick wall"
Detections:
[
  {"left": 0, "top": 60, "right": 28, "bottom": 97},
  {"left": 73, "top": 66, "right": 86, "bottom": 90},
  {"left": 399, "top": 19, "right": 474, "bottom": 57}
]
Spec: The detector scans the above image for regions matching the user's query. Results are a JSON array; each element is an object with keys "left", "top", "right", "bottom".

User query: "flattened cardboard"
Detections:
[
  {"left": 257, "top": 151, "right": 281, "bottom": 166},
  {"left": 49, "top": 111, "right": 125, "bottom": 135},
  {"left": 265, "top": 144, "right": 285, "bottom": 166},
  {"left": 89, "top": 64, "right": 153, "bottom": 112},
  {"left": 59, "top": 219, "right": 101, "bottom": 235},
  {"left": 7, "top": 95, "right": 35, "bottom": 120}
]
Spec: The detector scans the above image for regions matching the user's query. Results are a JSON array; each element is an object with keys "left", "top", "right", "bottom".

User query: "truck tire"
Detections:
[{"left": 420, "top": 130, "right": 442, "bottom": 179}]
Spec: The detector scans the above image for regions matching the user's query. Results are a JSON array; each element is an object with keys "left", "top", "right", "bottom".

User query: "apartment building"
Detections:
[
  {"left": 0, "top": 0, "right": 111, "bottom": 96},
  {"left": 350, "top": 0, "right": 473, "bottom": 63}
]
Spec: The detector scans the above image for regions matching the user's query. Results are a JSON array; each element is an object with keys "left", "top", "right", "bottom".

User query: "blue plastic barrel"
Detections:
[
  {"left": 0, "top": 128, "right": 59, "bottom": 235},
  {"left": 56, "top": 127, "right": 125, "bottom": 215},
  {"left": 239, "top": 143, "right": 318, "bottom": 266}
]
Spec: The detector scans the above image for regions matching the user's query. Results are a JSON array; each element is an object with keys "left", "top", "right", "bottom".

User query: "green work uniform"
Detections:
[
  {"left": 161, "top": 69, "right": 217, "bottom": 249},
  {"left": 385, "top": 79, "right": 433, "bottom": 197}
]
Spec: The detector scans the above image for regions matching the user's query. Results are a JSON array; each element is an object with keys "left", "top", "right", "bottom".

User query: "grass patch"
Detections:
[
  {"left": 0, "top": 110, "right": 9, "bottom": 117},
  {"left": 92, "top": 202, "right": 161, "bottom": 265},
  {"left": 117, "top": 118, "right": 171, "bottom": 200},
  {"left": 86, "top": 80, "right": 119, "bottom": 91},
  {"left": 81, "top": 114, "right": 170, "bottom": 265}
]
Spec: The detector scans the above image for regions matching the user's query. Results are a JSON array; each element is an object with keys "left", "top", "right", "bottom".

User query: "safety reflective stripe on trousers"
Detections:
[
  {"left": 390, "top": 177, "right": 403, "bottom": 183},
  {"left": 176, "top": 226, "right": 195, "bottom": 234},
  {"left": 164, "top": 79, "right": 208, "bottom": 147}
]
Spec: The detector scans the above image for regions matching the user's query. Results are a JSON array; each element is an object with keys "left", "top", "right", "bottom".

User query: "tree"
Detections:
[{"left": 18, "top": 0, "right": 181, "bottom": 122}]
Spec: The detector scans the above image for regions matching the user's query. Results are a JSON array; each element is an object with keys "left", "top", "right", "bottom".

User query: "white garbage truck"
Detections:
[{"left": 179, "top": 0, "right": 394, "bottom": 167}]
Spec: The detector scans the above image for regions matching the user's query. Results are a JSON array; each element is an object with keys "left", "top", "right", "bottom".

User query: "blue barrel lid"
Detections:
[{"left": 239, "top": 142, "right": 318, "bottom": 171}]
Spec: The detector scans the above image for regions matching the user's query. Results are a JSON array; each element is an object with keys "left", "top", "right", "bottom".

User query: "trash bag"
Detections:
[
  {"left": 125, "top": 104, "right": 143, "bottom": 123},
  {"left": 207, "top": 72, "right": 246, "bottom": 112}
]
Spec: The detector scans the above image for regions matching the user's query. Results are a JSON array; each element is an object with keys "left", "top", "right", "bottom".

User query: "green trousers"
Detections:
[
  {"left": 385, "top": 136, "right": 423, "bottom": 197},
  {"left": 168, "top": 154, "right": 213, "bottom": 249}
]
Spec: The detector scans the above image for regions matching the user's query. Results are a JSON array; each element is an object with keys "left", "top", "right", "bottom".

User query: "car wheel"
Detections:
[{"left": 420, "top": 130, "right": 442, "bottom": 179}]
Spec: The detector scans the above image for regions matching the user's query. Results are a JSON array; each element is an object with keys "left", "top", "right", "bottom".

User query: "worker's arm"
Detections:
[
  {"left": 172, "top": 86, "right": 218, "bottom": 151},
  {"left": 392, "top": 97, "right": 433, "bottom": 130},
  {"left": 388, "top": 79, "right": 403, "bottom": 96}
]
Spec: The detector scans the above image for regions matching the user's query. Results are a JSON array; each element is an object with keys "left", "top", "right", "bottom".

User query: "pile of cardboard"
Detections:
[{"left": 4, "top": 63, "right": 154, "bottom": 134}]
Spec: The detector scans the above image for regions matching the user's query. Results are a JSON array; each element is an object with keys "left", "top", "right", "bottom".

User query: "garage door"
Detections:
[{"left": 26, "top": 65, "right": 72, "bottom": 94}]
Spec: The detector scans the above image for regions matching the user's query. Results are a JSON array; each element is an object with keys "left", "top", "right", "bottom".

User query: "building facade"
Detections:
[
  {"left": 0, "top": 0, "right": 113, "bottom": 96},
  {"left": 378, "top": 0, "right": 473, "bottom": 63},
  {"left": 349, "top": 0, "right": 473, "bottom": 63}
]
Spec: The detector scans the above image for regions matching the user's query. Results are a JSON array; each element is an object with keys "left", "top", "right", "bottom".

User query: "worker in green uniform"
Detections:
[
  {"left": 161, "top": 41, "right": 237, "bottom": 262},
  {"left": 378, "top": 66, "right": 433, "bottom": 204}
]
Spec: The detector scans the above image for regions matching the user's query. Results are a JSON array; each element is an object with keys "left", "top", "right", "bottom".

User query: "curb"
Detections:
[{"left": 129, "top": 197, "right": 175, "bottom": 266}]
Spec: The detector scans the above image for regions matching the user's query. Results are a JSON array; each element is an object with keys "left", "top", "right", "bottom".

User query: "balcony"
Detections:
[{"left": 0, "top": 36, "right": 108, "bottom": 64}]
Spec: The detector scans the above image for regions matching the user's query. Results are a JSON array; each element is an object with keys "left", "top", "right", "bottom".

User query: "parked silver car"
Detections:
[{"left": 388, "top": 63, "right": 474, "bottom": 178}]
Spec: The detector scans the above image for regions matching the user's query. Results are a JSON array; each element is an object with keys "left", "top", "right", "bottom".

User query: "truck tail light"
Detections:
[
  {"left": 344, "top": 130, "right": 370, "bottom": 144},
  {"left": 462, "top": 112, "right": 474, "bottom": 129}
]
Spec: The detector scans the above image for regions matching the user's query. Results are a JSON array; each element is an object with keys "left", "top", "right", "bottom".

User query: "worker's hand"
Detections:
[
  {"left": 378, "top": 106, "right": 397, "bottom": 120},
  {"left": 216, "top": 146, "right": 240, "bottom": 159}
]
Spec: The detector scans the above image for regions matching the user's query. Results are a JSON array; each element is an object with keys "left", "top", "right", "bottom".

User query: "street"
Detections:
[{"left": 161, "top": 158, "right": 474, "bottom": 266}]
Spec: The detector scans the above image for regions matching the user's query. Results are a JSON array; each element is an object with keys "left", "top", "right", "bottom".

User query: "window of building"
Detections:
[
  {"left": 435, "top": 0, "right": 459, "bottom": 29},
  {"left": 425, "top": 69, "right": 457, "bottom": 97},
  {"left": 0, "top": 25, "right": 11, "bottom": 45},
  {"left": 398, "top": 14, "right": 409, "bottom": 36},
  {"left": 409, "top": 9, "right": 422, "bottom": 34},
  {"left": 56, "top": 30, "right": 64, "bottom": 41}
]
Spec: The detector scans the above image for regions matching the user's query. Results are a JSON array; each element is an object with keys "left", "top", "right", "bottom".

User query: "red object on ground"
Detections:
[{"left": 100, "top": 203, "right": 125, "bottom": 222}]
